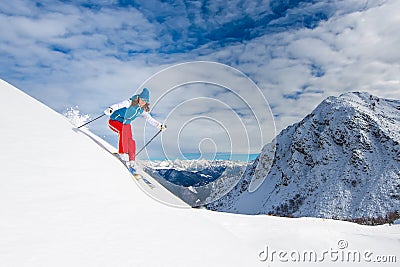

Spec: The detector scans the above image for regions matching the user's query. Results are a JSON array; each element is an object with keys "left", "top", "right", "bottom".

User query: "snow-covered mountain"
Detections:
[
  {"left": 207, "top": 92, "right": 400, "bottom": 221},
  {"left": 145, "top": 159, "right": 247, "bottom": 187}
]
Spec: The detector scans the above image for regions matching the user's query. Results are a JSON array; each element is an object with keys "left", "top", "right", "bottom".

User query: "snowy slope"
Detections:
[
  {"left": 0, "top": 79, "right": 399, "bottom": 266},
  {"left": 0, "top": 79, "right": 253, "bottom": 266},
  {"left": 208, "top": 92, "right": 400, "bottom": 220}
]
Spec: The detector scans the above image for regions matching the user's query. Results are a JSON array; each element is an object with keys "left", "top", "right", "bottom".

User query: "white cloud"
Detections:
[{"left": 201, "top": 0, "right": 400, "bottom": 135}]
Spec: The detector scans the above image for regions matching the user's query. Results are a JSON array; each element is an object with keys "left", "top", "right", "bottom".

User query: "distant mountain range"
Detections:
[
  {"left": 205, "top": 92, "right": 400, "bottom": 222},
  {"left": 143, "top": 159, "right": 246, "bottom": 206}
]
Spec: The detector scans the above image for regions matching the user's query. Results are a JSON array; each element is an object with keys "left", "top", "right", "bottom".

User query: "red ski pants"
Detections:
[{"left": 108, "top": 119, "right": 136, "bottom": 161}]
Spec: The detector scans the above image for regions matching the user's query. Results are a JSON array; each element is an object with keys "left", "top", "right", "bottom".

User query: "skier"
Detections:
[{"left": 104, "top": 88, "right": 166, "bottom": 174}]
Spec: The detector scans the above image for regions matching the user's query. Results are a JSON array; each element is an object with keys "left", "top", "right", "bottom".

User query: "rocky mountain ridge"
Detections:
[{"left": 206, "top": 92, "right": 400, "bottom": 220}]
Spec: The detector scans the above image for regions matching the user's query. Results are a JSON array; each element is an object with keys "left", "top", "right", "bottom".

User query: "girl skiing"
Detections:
[{"left": 104, "top": 88, "right": 166, "bottom": 173}]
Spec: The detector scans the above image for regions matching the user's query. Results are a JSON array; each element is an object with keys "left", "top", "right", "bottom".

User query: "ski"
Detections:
[
  {"left": 139, "top": 175, "right": 156, "bottom": 189},
  {"left": 131, "top": 172, "right": 156, "bottom": 189},
  {"left": 112, "top": 153, "right": 156, "bottom": 189}
]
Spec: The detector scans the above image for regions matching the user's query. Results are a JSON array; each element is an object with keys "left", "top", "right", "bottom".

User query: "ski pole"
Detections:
[
  {"left": 77, "top": 114, "right": 106, "bottom": 129},
  {"left": 136, "top": 129, "right": 163, "bottom": 157}
]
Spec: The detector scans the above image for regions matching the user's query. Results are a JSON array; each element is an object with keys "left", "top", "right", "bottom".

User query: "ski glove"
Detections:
[
  {"left": 158, "top": 124, "right": 167, "bottom": 131},
  {"left": 104, "top": 107, "right": 113, "bottom": 115}
]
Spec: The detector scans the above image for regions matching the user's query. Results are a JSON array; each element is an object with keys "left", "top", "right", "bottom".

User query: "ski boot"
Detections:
[{"left": 126, "top": 161, "right": 137, "bottom": 174}]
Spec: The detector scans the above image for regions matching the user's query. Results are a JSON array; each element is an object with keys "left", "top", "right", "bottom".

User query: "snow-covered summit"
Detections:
[{"left": 208, "top": 92, "right": 400, "bottom": 220}]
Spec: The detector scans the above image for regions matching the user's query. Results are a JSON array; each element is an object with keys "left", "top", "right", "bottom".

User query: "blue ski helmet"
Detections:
[{"left": 138, "top": 88, "right": 150, "bottom": 103}]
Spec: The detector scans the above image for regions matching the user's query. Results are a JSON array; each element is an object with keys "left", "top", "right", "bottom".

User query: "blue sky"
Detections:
[{"left": 1, "top": 0, "right": 399, "bottom": 160}]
